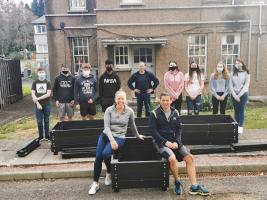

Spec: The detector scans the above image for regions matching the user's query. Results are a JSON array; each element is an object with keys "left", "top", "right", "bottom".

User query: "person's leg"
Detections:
[
  {"left": 35, "top": 106, "right": 44, "bottom": 140},
  {"left": 144, "top": 93, "right": 151, "bottom": 117},
  {"left": 79, "top": 101, "right": 88, "bottom": 120},
  {"left": 212, "top": 95, "right": 219, "bottom": 114},
  {"left": 231, "top": 96, "right": 240, "bottom": 124},
  {"left": 43, "top": 104, "right": 51, "bottom": 139},
  {"left": 186, "top": 96, "right": 194, "bottom": 115},
  {"left": 136, "top": 93, "right": 143, "bottom": 117},
  {"left": 194, "top": 95, "right": 201, "bottom": 115},
  {"left": 183, "top": 155, "right": 197, "bottom": 185},
  {"left": 88, "top": 102, "right": 96, "bottom": 120},
  {"left": 220, "top": 95, "right": 228, "bottom": 115},
  {"left": 238, "top": 92, "right": 248, "bottom": 127},
  {"left": 176, "top": 94, "right": 183, "bottom": 115},
  {"left": 66, "top": 103, "right": 74, "bottom": 121},
  {"left": 58, "top": 103, "right": 66, "bottom": 122}
]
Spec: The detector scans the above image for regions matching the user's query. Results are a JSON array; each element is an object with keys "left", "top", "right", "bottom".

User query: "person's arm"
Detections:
[
  {"left": 103, "top": 108, "right": 116, "bottom": 143},
  {"left": 184, "top": 74, "right": 193, "bottom": 97},
  {"left": 127, "top": 74, "right": 135, "bottom": 90},
  {"left": 177, "top": 73, "right": 184, "bottom": 97},
  {"left": 199, "top": 74, "right": 205, "bottom": 95},
  {"left": 92, "top": 79, "right": 99, "bottom": 102},
  {"left": 174, "top": 115, "right": 182, "bottom": 147},
  {"left": 238, "top": 74, "right": 250, "bottom": 98},
  {"left": 37, "top": 82, "right": 51, "bottom": 101},
  {"left": 98, "top": 76, "right": 103, "bottom": 99},
  {"left": 150, "top": 73, "right": 159, "bottom": 90},
  {"left": 210, "top": 74, "right": 218, "bottom": 98},
  {"left": 222, "top": 79, "right": 230, "bottom": 98},
  {"left": 164, "top": 72, "right": 178, "bottom": 99},
  {"left": 129, "top": 109, "right": 140, "bottom": 138},
  {"left": 116, "top": 74, "right": 121, "bottom": 91},
  {"left": 229, "top": 76, "right": 238, "bottom": 98},
  {"left": 52, "top": 77, "right": 58, "bottom": 101},
  {"left": 74, "top": 79, "right": 79, "bottom": 104},
  {"left": 149, "top": 112, "right": 167, "bottom": 146}
]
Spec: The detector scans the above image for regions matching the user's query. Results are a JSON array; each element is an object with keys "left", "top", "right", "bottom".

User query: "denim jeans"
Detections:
[
  {"left": 136, "top": 93, "right": 151, "bottom": 117},
  {"left": 35, "top": 104, "right": 51, "bottom": 139},
  {"left": 212, "top": 92, "right": 228, "bottom": 114},
  {"left": 186, "top": 95, "right": 201, "bottom": 115},
  {"left": 232, "top": 92, "right": 248, "bottom": 127},
  {"left": 171, "top": 94, "right": 182, "bottom": 115},
  {"left": 93, "top": 133, "right": 125, "bottom": 182}
]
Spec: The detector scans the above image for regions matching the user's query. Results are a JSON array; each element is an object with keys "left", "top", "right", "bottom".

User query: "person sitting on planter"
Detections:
[
  {"left": 99, "top": 59, "right": 121, "bottom": 112},
  {"left": 209, "top": 62, "right": 230, "bottom": 115},
  {"left": 229, "top": 58, "right": 250, "bottom": 135},
  {"left": 184, "top": 61, "right": 204, "bottom": 115},
  {"left": 53, "top": 64, "right": 76, "bottom": 121},
  {"left": 31, "top": 67, "right": 51, "bottom": 140},
  {"left": 74, "top": 63, "right": 98, "bottom": 120},
  {"left": 149, "top": 92, "right": 209, "bottom": 196},
  {"left": 88, "top": 90, "right": 144, "bottom": 195},
  {"left": 164, "top": 61, "right": 184, "bottom": 115}
]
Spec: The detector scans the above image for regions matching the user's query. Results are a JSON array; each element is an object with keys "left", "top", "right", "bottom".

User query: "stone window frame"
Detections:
[
  {"left": 221, "top": 33, "right": 240, "bottom": 72},
  {"left": 114, "top": 45, "right": 130, "bottom": 69},
  {"left": 34, "top": 25, "right": 46, "bottom": 34},
  {"left": 188, "top": 34, "right": 208, "bottom": 77},
  {"left": 36, "top": 44, "right": 48, "bottom": 53},
  {"left": 71, "top": 37, "right": 90, "bottom": 73},
  {"left": 69, "top": 0, "right": 87, "bottom": 11}
]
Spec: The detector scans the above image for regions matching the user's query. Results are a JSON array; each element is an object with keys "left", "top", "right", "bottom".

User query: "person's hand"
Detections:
[
  {"left": 172, "top": 142, "right": 179, "bottom": 149},
  {"left": 32, "top": 96, "right": 38, "bottom": 103},
  {"left": 165, "top": 141, "right": 174, "bottom": 149},
  {"left": 134, "top": 89, "right": 141, "bottom": 94},
  {"left": 235, "top": 96, "right": 240, "bottom": 102},
  {"left": 191, "top": 95, "right": 196, "bottom": 100},
  {"left": 137, "top": 134, "right": 145, "bottom": 140},
  {"left": 147, "top": 88, "right": 153, "bottom": 94},
  {"left": 111, "top": 141, "right": 118, "bottom": 150},
  {"left": 69, "top": 100, "right": 75, "bottom": 107},
  {"left": 55, "top": 101, "right": 60, "bottom": 108},
  {"left": 88, "top": 99, "right": 93, "bottom": 104},
  {"left": 220, "top": 96, "right": 225, "bottom": 101},
  {"left": 36, "top": 102, "right": 43, "bottom": 110},
  {"left": 76, "top": 104, "right": 80, "bottom": 111}
]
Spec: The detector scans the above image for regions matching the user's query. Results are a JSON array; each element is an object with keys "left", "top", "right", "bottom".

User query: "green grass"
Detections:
[
  {"left": 22, "top": 85, "right": 32, "bottom": 97},
  {"left": 0, "top": 123, "right": 16, "bottom": 139}
]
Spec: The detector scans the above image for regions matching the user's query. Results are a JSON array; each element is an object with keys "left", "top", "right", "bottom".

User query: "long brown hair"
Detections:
[
  {"left": 189, "top": 61, "right": 201, "bottom": 82},
  {"left": 233, "top": 58, "right": 249, "bottom": 75},
  {"left": 214, "top": 62, "right": 229, "bottom": 80}
]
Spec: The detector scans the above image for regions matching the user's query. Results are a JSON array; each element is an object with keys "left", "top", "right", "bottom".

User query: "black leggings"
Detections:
[
  {"left": 171, "top": 94, "right": 182, "bottom": 115},
  {"left": 212, "top": 92, "right": 228, "bottom": 114}
]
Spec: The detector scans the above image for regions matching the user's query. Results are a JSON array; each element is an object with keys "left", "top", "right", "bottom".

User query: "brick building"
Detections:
[{"left": 45, "top": 0, "right": 267, "bottom": 99}]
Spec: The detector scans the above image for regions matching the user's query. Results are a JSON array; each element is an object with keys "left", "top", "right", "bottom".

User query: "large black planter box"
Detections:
[
  {"left": 111, "top": 137, "right": 169, "bottom": 192},
  {"left": 180, "top": 115, "right": 238, "bottom": 145},
  {"left": 50, "top": 118, "right": 149, "bottom": 155}
]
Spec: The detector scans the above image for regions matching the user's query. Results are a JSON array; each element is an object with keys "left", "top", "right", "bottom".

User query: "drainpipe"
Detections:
[
  {"left": 232, "top": 0, "right": 235, "bottom": 5},
  {"left": 256, "top": 2, "right": 263, "bottom": 81},
  {"left": 248, "top": 20, "right": 252, "bottom": 70}
]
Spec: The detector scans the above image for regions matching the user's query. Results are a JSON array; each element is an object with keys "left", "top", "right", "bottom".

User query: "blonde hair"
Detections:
[
  {"left": 82, "top": 63, "right": 91, "bottom": 69},
  {"left": 115, "top": 90, "right": 126, "bottom": 101},
  {"left": 214, "top": 62, "right": 229, "bottom": 80}
]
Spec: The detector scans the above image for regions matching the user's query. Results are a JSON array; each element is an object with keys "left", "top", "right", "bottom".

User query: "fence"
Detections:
[{"left": 0, "top": 58, "right": 23, "bottom": 109}]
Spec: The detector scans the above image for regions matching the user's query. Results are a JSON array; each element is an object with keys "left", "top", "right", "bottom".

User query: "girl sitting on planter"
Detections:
[
  {"left": 88, "top": 90, "right": 144, "bottom": 195},
  {"left": 209, "top": 62, "right": 230, "bottom": 114}
]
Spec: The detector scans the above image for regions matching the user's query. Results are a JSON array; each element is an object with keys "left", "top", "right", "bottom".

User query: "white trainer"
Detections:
[
  {"left": 105, "top": 173, "right": 112, "bottom": 186},
  {"left": 88, "top": 181, "right": 99, "bottom": 195},
  {"left": 238, "top": 126, "right": 244, "bottom": 135}
]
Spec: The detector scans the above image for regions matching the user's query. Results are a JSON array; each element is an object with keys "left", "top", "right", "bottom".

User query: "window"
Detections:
[
  {"left": 114, "top": 46, "right": 129, "bottom": 68},
  {"left": 72, "top": 37, "right": 89, "bottom": 73},
  {"left": 120, "top": 0, "right": 144, "bottom": 5},
  {"left": 188, "top": 34, "right": 207, "bottom": 76},
  {"left": 36, "top": 44, "right": 48, "bottom": 53},
  {"left": 133, "top": 48, "right": 152, "bottom": 64},
  {"left": 69, "top": 0, "right": 86, "bottom": 11},
  {"left": 34, "top": 25, "right": 46, "bottom": 34},
  {"left": 221, "top": 34, "right": 240, "bottom": 72}
]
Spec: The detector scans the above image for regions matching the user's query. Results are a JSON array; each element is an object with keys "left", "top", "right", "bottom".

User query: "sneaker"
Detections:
[
  {"left": 105, "top": 173, "right": 112, "bottom": 186},
  {"left": 174, "top": 180, "right": 182, "bottom": 195},
  {"left": 88, "top": 181, "right": 99, "bottom": 195},
  {"left": 189, "top": 184, "right": 209, "bottom": 196},
  {"left": 238, "top": 126, "right": 244, "bottom": 135}
]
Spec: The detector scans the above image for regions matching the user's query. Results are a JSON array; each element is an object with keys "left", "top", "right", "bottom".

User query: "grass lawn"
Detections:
[
  {"left": 22, "top": 85, "right": 32, "bottom": 97},
  {"left": 0, "top": 105, "right": 266, "bottom": 140}
]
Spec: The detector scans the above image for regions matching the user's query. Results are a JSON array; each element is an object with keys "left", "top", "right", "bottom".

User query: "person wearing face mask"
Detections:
[
  {"left": 229, "top": 59, "right": 250, "bottom": 135},
  {"left": 209, "top": 62, "right": 230, "bottom": 115},
  {"left": 31, "top": 67, "right": 52, "bottom": 140},
  {"left": 184, "top": 61, "right": 205, "bottom": 115},
  {"left": 53, "top": 64, "right": 76, "bottom": 121},
  {"left": 164, "top": 61, "right": 184, "bottom": 115},
  {"left": 74, "top": 63, "right": 98, "bottom": 120},
  {"left": 99, "top": 59, "right": 121, "bottom": 112}
]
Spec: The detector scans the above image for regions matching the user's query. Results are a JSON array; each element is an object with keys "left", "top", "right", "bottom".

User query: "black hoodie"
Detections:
[
  {"left": 99, "top": 71, "right": 121, "bottom": 98},
  {"left": 74, "top": 74, "right": 98, "bottom": 103}
]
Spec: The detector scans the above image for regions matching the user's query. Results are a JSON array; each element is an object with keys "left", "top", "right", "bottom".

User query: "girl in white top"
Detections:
[{"left": 184, "top": 61, "right": 205, "bottom": 115}]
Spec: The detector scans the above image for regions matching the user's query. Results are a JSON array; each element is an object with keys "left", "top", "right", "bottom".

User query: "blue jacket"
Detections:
[
  {"left": 127, "top": 70, "right": 159, "bottom": 95},
  {"left": 149, "top": 106, "right": 182, "bottom": 148}
]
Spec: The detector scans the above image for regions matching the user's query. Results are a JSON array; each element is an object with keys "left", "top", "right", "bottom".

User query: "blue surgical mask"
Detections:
[
  {"left": 217, "top": 66, "right": 223, "bottom": 73},
  {"left": 37, "top": 72, "right": 46, "bottom": 81}
]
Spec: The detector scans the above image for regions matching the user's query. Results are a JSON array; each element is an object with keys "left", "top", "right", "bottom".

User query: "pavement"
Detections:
[{"left": 0, "top": 129, "right": 267, "bottom": 181}]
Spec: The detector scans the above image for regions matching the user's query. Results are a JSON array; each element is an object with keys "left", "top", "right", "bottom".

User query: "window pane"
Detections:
[
  {"left": 125, "top": 56, "right": 128, "bottom": 64},
  {"left": 195, "top": 36, "right": 199, "bottom": 44},
  {"left": 116, "top": 56, "right": 119, "bottom": 64},
  {"left": 147, "top": 56, "right": 152, "bottom": 63},
  {"left": 140, "top": 56, "right": 146, "bottom": 62},
  {"left": 120, "top": 47, "right": 124, "bottom": 55},
  {"left": 227, "top": 35, "right": 235, "bottom": 44},
  {"left": 227, "top": 45, "right": 233, "bottom": 54},
  {"left": 134, "top": 56, "right": 139, "bottom": 63},
  {"left": 200, "top": 35, "right": 205, "bottom": 44},
  {"left": 124, "top": 47, "right": 128, "bottom": 55},
  {"left": 140, "top": 48, "right": 146, "bottom": 55},
  {"left": 120, "top": 56, "right": 124, "bottom": 64},
  {"left": 195, "top": 46, "right": 199, "bottom": 55},
  {"left": 234, "top": 45, "right": 239, "bottom": 54},
  {"left": 134, "top": 48, "right": 139, "bottom": 56},
  {"left": 222, "top": 45, "right": 227, "bottom": 55},
  {"left": 147, "top": 48, "right": 152, "bottom": 55}
]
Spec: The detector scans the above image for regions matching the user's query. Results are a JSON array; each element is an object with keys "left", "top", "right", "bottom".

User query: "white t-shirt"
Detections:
[{"left": 185, "top": 72, "right": 204, "bottom": 96}]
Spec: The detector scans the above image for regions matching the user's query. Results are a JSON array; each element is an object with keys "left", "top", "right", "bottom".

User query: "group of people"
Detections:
[{"left": 31, "top": 58, "right": 250, "bottom": 196}]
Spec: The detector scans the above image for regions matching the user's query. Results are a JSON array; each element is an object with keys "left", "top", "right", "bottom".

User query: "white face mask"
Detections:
[
  {"left": 235, "top": 63, "right": 242, "bottom": 70},
  {"left": 37, "top": 72, "right": 46, "bottom": 81},
  {"left": 82, "top": 70, "right": 90, "bottom": 78},
  {"left": 217, "top": 65, "right": 223, "bottom": 73}
]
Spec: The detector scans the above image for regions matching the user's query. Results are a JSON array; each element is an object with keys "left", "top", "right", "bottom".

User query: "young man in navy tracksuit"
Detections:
[
  {"left": 128, "top": 61, "right": 159, "bottom": 117},
  {"left": 149, "top": 92, "right": 209, "bottom": 196}
]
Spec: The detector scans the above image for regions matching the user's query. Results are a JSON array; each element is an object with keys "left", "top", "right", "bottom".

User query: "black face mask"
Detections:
[
  {"left": 106, "top": 66, "right": 113, "bottom": 72},
  {"left": 62, "top": 71, "right": 69, "bottom": 75},
  {"left": 169, "top": 67, "right": 177, "bottom": 71},
  {"left": 191, "top": 68, "right": 197, "bottom": 71}
]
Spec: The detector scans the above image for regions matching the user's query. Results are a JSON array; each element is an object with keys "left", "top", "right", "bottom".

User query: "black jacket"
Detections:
[
  {"left": 99, "top": 71, "right": 121, "bottom": 98},
  {"left": 53, "top": 73, "right": 75, "bottom": 103},
  {"left": 149, "top": 106, "right": 182, "bottom": 148},
  {"left": 128, "top": 70, "right": 159, "bottom": 95}
]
